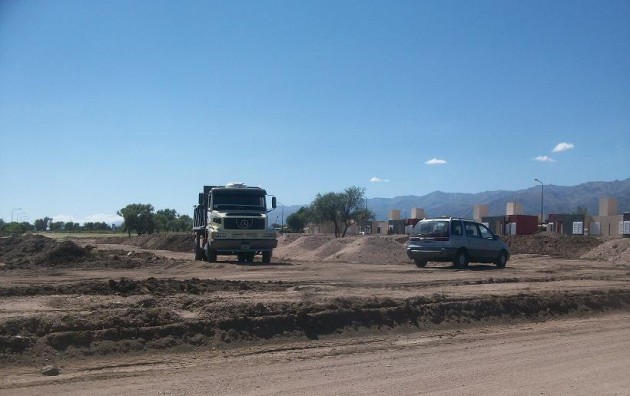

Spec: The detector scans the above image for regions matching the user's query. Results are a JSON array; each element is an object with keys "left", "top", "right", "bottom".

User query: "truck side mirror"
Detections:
[{"left": 272, "top": 197, "right": 277, "bottom": 209}]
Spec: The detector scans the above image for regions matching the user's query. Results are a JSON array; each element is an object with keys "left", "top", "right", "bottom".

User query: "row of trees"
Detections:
[
  {"left": 1, "top": 205, "right": 193, "bottom": 236},
  {"left": 31, "top": 217, "right": 113, "bottom": 232},
  {"left": 0, "top": 218, "right": 115, "bottom": 235},
  {"left": 117, "top": 204, "right": 192, "bottom": 236},
  {"left": 285, "top": 186, "right": 374, "bottom": 237}
]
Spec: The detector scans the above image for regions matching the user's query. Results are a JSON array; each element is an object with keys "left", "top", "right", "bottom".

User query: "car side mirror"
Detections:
[{"left": 493, "top": 234, "right": 500, "bottom": 240}]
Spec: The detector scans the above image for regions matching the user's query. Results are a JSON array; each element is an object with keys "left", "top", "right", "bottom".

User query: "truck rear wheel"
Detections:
[
  {"left": 262, "top": 251, "right": 272, "bottom": 264},
  {"left": 194, "top": 236, "right": 203, "bottom": 261}
]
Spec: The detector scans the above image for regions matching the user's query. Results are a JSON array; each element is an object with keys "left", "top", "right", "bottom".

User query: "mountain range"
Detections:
[{"left": 274, "top": 178, "right": 630, "bottom": 224}]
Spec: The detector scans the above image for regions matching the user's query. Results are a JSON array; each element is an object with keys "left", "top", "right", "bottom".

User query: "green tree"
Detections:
[
  {"left": 309, "top": 186, "right": 373, "bottom": 237},
  {"left": 155, "top": 209, "right": 178, "bottom": 233},
  {"left": 310, "top": 192, "right": 343, "bottom": 237},
  {"left": 34, "top": 217, "right": 52, "bottom": 231},
  {"left": 3, "top": 222, "right": 31, "bottom": 234},
  {"left": 337, "top": 186, "right": 373, "bottom": 237},
  {"left": 286, "top": 206, "right": 310, "bottom": 233},
  {"left": 176, "top": 215, "right": 193, "bottom": 232},
  {"left": 49, "top": 221, "right": 64, "bottom": 231},
  {"left": 64, "top": 222, "right": 78, "bottom": 232},
  {"left": 117, "top": 204, "right": 155, "bottom": 236}
]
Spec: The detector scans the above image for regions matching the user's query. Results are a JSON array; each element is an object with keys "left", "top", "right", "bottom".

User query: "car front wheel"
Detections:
[
  {"left": 454, "top": 250, "right": 469, "bottom": 269},
  {"left": 495, "top": 251, "right": 508, "bottom": 268}
]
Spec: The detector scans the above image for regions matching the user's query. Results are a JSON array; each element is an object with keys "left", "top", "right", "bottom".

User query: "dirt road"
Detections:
[
  {"left": 2, "top": 313, "right": 628, "bottom": 395},
  {"left": 1, "top": 234, "right": 629, "bottom": 394}
]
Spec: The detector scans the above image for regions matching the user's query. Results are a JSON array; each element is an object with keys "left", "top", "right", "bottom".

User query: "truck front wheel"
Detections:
[
  {"left": 205, "top": 245, "right": 217, "bottom": 262},
  {"left": 262, "top": 251, "right": 272, "bottom": 264}
]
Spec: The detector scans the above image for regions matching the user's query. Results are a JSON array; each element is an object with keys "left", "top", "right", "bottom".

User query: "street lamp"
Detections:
[
  {"left": 11, "top": 208, "right": 22, "bottom": 222},
  {"left": 534, "top": 178, "right": 544, "bottom": 227}
]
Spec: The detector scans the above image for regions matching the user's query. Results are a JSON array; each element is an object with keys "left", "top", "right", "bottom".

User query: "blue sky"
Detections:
[{"left": 1, "top": 0, "right": 629, "bottom": 224}]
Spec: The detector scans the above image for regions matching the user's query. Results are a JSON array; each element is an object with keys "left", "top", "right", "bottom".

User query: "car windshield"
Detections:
[{"left": 412, "top": 221, "right": 449, "bottom": 237}]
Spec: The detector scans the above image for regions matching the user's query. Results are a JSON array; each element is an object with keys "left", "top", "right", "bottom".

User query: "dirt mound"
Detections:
[
  {"left": 502, "top": 233, "right": 603, "bottom": 259},
  {"left": 581, "top": 238, "right": 630, "bottom": 262},
  {"left": 2, "top": 288, "right": 628, "bottom": 357},
  {"left": 0, "top": 235, "right": 88, "bottom": 268},
  {"left": 74, "top": 232, "right": 624, "bottom": 263},
  {"left": 100, "top": 233, "right": 192, "bottom": 252},
  {"left": 0, "top": 278, "right": 289, "bottom": 297},
  {"left": 275, "top": 234, "right": 409, "bottom": 263}
]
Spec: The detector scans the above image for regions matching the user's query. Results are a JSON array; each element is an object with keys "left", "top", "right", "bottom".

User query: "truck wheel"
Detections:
[
  {"left": 206, "top": 248, "right": 217, "bottom": 263},
  {"left": 194, "top": 236, "right": 203, "bottom": 261},
  {"left": 414, "top": 259, "right": 427, "bottom": 268},
  {"left": 262, "top": 251, "right": 272, "bottom": 264},
  {"left": 453, "top": 250, "right": 469, "bottom": 269}
]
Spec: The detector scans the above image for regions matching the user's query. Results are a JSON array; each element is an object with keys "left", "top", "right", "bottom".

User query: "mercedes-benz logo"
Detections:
[{"left": 238, "top": 219, "right": 252, "bottom": 229}]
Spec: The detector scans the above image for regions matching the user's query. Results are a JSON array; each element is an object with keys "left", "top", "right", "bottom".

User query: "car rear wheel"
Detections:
[
  {"left": 414, "top": 259, "right": 427, "bottom": 268},
  {"left": 495, "top": 250, "right": 508, "bottom": 268},
  {"left": 454, "top": 250, "right": 469, "bottom": 269}
]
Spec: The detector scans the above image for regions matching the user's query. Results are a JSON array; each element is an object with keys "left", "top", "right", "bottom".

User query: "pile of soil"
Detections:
[
  {"left": 581, "top": 238, "right": 630, "bottom": 262},
  {"left": 275, "top": 234, "right": 409, "bottom": 263},
  {"left": 100, "top": 233, "right": 192, "bottom": 252},
  {"left": 0, "top": 235, "right": 168, "bottom": 270},
  {"left": 2, "top": 288, "right": 628, "bottom": 358},
  {"left": 502, "top": 233, "right": 603, "bottom": 259},
  {"left": 3, "top": 231, "right": 621, "bottom": 268},
  {"left": 0, "top": 235, "right": 87, "bottom": 268}
]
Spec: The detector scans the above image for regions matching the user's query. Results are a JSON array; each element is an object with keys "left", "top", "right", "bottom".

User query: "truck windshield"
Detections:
[{"left": 212, "top": 193, "right": 266, "bottom": 211}]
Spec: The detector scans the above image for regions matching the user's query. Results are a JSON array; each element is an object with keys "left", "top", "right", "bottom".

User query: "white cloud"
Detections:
[
  {"left": 84, "top": 213, "right": 124, "bottom": 224},
  {"left": 52, "top": 213, "right": 123, "bottom": 225},
  {"left": 370, "top": 177, "right": 390, "bottom": 183},
  {"left": 534, "top": 155, "right": 555, "bottom": 162},
  {"left": 552, "top": 142, "right": 575, "bottom": 153},
  {"left": 425, "top": 158, "right": 447, "bottom": 165}
]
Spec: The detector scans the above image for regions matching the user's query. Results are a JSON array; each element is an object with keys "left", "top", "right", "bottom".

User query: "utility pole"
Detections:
[
  {"left": 11, "top": 208, "right": 22, "bottom": 222},
  {"left": 534, "top": 178, "right": 544, "bottom": 228}
]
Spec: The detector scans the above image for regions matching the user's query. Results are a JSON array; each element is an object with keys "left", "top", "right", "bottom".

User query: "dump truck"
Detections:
[{"left": 193, "top": 183, "right": 277, "bottom": 263}]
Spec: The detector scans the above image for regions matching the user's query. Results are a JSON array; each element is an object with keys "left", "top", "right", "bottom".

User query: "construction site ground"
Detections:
[{"left": 1, "top": 232, "right": 629, "bottom": 395}]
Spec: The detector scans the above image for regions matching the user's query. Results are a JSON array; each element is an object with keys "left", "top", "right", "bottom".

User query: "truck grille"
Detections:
[{"left": 224, "top": 218, "right": 266, "bottom": 230}]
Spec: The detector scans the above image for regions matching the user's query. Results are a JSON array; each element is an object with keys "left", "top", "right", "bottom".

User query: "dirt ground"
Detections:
[{"left": 1, "top": 232, "right": 629, "bottom": 394}]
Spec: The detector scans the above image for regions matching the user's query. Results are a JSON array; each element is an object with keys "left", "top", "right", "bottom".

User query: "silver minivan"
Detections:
[{"left": 406, "top": 217, "right": 509, "bottom": 268}]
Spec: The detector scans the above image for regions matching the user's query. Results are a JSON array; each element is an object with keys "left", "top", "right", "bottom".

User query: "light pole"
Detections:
[
  {"left": 534, "top": 178, "right": 544, "bottom": 227},
  {"left": 11, "top": 208, "right": 22, "bottom": 222}
]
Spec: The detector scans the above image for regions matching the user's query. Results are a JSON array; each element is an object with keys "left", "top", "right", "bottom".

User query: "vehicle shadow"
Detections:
[
  {"left": 429, "top": 264, "right": 503, "bottom": 271},
  {"left": 223, "top": 260, "right": 294, "bottom": 267}
]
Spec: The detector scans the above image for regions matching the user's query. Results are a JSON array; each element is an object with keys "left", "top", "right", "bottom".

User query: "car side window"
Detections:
[
  {"left": 478, "top": 223, "right": 493, "bottom": 239},
  {"left": 464, "top": 222, "right": 479, "bottom": 238},
  {"left": 451, "top": 221, "right": 463, "bottom": 236}
]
